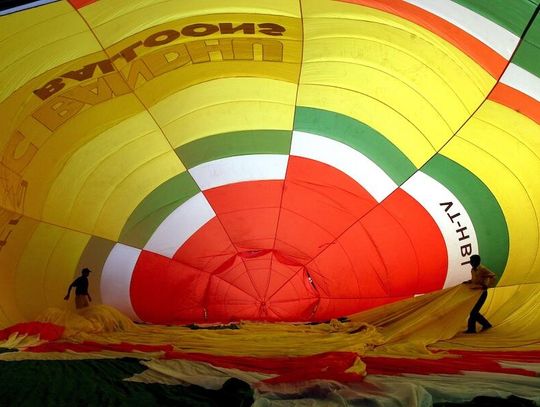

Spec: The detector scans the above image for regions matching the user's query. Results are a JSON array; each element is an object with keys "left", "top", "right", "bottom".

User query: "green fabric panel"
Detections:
[
  {"left": 119, "top": 172, "right": 200, "bottom": 248},
  {"left": 176, "top": 130, "right": 292, "bottom": 169},
  {"left": 512, "top": 14, "right": 540, "bottom": 78},
  {"left": 294, "top": 107, "right": 416, "bottom": 185},
  {"left": 0, "top": 358, "right": 253, "bottom": 407},
  {"left": 422, "top": 155, "right": 509, "bottom": 277},
  {"left": 451, "top": 0, "right": 538, "bottom": 36}
]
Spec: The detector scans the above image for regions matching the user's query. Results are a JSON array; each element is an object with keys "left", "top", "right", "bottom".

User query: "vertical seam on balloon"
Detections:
[
  {"left": 67, "top": 2, "right": 202, "bottom": 226},
  {"left": 408, "top": 3, "right": 540, "bottom": 288},
  {"left": 51, "top": 129, "right": 162, "bottom": 235},
  {"left": 454, "top": 135, "right": 540, "bottom": 281},
  {"left": 198, "top": 189, "right": 268, "bottom": 306},
  {"left": 67, "top": 4, "right": 263, "bottom": 319},
  {"left": 68, "top": 5, "right": 193, "bottom": 172},
  {"left": 297, "top": 82, "right": 436, "bottom": 152},
  {"left": 298, "top": 5, "right": 540, "bottom": 284},
  {"left": 265, "top": 0, "right": 306, "bottom": 306}
]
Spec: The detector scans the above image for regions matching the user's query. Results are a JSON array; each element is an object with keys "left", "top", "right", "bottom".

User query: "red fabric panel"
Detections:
[
  {"left": 489, "top": 83, "right": 540, "bottom": 124},
  {"left": 131, "top": 251, "right": 213, "bottom": 324},
  {"left": 131, "top": 159, "right": 446, "bottom": 323},
  {"left": 172, "top": 217, "right": 237, "bottom": 270},
  {"left": 368, "top": 189, "right": 447, "bottom": 293},
  {"left": 0, "top": 322, "right": 64, "bottom": 341},
  {"left": 275, "top": 157, "right": 377, "bottom": 262},
  {"left": 450, "top": 350, "right": 540, "bottom": 362},
  {"left": 302, "top": 190, "right": 446, "bottom": 319},
  {"left": 164, "top": 351, "right": 364, "bottom": 382},
  {"left": 263, "top": 266, "right": 320, "bottom": 321},
  {"left": 68, "top": 0, "right": 98, "bottom": 9},
  {"left": 204, "top": 181, "right": 282, "bottom": 250},
  {"left": 337, "top": 0, "right": 505, "bottom": 78},
  {"left": 28, "top": 341, "right": 173, "bottom": 354},
  {"left": 363, "top": 351, "right": 540, "bottom": 377}
]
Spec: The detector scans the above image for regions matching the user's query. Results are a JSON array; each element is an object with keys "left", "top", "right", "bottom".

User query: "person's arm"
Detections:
[
  {"left": 64, "top": 280, "right": 77, "bottom": 300},
  {"left": 463, "top": 269, "right": 483, "bottom": 288},
  {"left": 481, "top": 268, "right": 497, "bottom": 288}
]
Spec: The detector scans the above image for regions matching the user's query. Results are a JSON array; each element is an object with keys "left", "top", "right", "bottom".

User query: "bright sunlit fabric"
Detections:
[{"left": 1, "top": 0, "right": 539, "bottom": 330}]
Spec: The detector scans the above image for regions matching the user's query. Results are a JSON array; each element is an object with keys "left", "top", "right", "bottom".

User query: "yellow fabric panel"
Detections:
[
  {"left": 0, "top": 333, "right": 44, "bottom": 350},
  {"left": 38, "top": 109, "right": 182, "bottom": 240},
  {"left": 99, "top": 13, "right": 301, "bottom": 107},
  {"left": 20, "top": 285, "right": 537, "bottom": 360},
  {"left": 0, "top": 51, "right": 125, "bottom": 215},
  {"left": 81, "top": 0, "right": 301, "bottom": 48},
  {"left": 92, "top": 151, "right": 184, "bottom": 240},
  {"left": 162, "top": 98, "right": 295, "bottom": 149},
  {"left": 133, "top": 59, "right": 301, "bottom": 109},
  {"left": 487, "top": 284, "right": 540, "bottom": 328},
  {"left": 301, "top": 0, "right": 491, "bottom": 87},
  {"left": 0, "top": 50, "right": 108, "bottom": 146},
  {"left": 0, "top": 1, "right": 101, "bottom": 102},
  {"left": 297, "top": 84, "right": 432, "bottom": 166},
  {"left": 350, "top": 285, "right": 481, "bottom": 356},
  {"left": 18, "top": 97, "right": 169, "bottom": 235},
  {"left": 15, "top": 223, "right": 90, "bottom": 321},
  {"left": 152, "top": 78, "right": 297, "bottom": 147},
  {"left": 437, "top": 284, "right": 540, "bottom": 350},
  {"left": 298, "top": 0, "right": 494, "bottom": 167},
  {"left": 440, "top": 102, "right": 540, "bottom": 286},
  {"left": 0, "top": 213, "right": 38, "bottom": 328}
]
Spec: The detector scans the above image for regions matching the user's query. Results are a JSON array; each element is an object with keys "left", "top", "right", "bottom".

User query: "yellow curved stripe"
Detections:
[
  {"left": 152, "top": 78, "right": 297, "bottom": 147},
  {"left": 81, "top": 1, "right": 301, "bottom": 49},
  {"left": 298, "top": 84, "right": 434, "bottom": 166},
  {"left": 299, "top": 0, "right": 494, "bottom": 168},
  {"left": 441, "top": 101, "right": 540, "bottom": 286},
  {"left": 14, "top": 223, "right": 90, "bottom": 321},
  {"left": 35, "top": 110, "right": 184, "bottom": 240},
  {"left": 134, "top": 59, "right": 301, "bottom": 109},
  {"left": 101, "top": 13, "right": 302, "bottom": 108},
  {"left": 485, "top": 284, "right": 540, "bottom": 329}
]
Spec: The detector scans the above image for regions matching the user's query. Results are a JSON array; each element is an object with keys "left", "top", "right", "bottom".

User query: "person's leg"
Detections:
[
  {"left": 466, "top": 290, "right": 488, "bottom": 333},
  {"left": 75, "top": 295, "right": 90, "bottom": 309},
  {"left": 476, "top": 313, "right": 492, "bottom": 330}
]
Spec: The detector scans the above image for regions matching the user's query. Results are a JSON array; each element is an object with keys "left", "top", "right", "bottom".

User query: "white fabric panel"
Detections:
[
  {"left": 365, "top": 373, "right": 540, "bottom": 405},
  {"left": 126, "top": 359, "right": 276, "bottom": 389},
  {"left": 101, "top": 244, "right": 140, "bottom": 321},
  {"left": 291, "top": 131, "right": 397, "bottom": 202},
  {"left": 144, "top": 192, "right": 215, "bottom": 257},
  {"left": 402, "top": 171, "right": 478, "bottom": 288},
  {"left": 500, "top": 63, "right": 540, "bottom": 103},
  {"left": 189, "top": 155, "right": 288, "bottom": 191},
  {"left": 405, "top": 0, "right": 519, "bottom": 59}
]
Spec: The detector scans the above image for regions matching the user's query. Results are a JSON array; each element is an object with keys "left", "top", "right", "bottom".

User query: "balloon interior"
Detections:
[{"left": 0, "top": 0, "right": 539, "bottom": 405}]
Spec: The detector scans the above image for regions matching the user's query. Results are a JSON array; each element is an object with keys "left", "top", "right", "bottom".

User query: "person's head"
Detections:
[
  {"left": 470, "top": 255, "right": 481, "bottom": 268},
  {"left": 82, "top": 268, "right": 91, "bottom": 276}
]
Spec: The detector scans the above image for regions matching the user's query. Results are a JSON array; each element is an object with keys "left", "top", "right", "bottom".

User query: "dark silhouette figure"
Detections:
[
  {"left": 463, "top": 255, "right": 496, "bottom": 333},
  {"left": 64, "top": 268, "right": 92, "bottom": 309}
]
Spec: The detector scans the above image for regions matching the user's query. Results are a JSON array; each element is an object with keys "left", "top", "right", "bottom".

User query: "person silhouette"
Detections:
[
  {"left": 64, "top": 268, "right": 92, "bottom": 309},
  {"left": 463, "top": 254, "right": 496, "bottom": 333}
]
